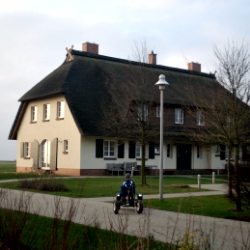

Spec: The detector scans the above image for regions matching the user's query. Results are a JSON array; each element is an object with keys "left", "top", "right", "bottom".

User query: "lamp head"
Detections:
[{"left": 155, "top": 74, "right": 169, "bottom": 89}]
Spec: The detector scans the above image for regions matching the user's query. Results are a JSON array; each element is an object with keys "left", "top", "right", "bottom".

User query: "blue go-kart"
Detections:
[{"left": 113, "top": 190, "right": 143, "bottom": 214}]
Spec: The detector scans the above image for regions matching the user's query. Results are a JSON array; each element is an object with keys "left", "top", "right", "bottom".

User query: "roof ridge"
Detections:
[{"left": 71, "top": 49, "right": 215, "bottom": 79}]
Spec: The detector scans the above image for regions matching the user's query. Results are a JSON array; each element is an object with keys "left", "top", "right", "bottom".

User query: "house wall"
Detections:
[
  {"left": 79, "top": 137, "right": 226, "bottom": 175},
  {"left": 16, "top": 95, "right": 81, "bottom": 175}
]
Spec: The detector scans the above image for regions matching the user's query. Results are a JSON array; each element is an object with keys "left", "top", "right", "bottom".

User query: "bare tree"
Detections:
[
  {"left": 102, "top": 41, "right": 160, "bottom": 185},
  {"left": 187, "top": 40, "right": 250, "bottom": 211}
]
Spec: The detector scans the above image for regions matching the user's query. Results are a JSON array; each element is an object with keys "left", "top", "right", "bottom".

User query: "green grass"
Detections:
[
  {"left": 147, "top": 195, "right": 250, "bottom": 220},
  {"left": 0, "top": 176, "right": 212, "bottom": 198},
  {"left": 0, "top": 162, "right": 16, "bottom": 173},
  {"left": 0, "top": 208, "right": 169, "bottom": 250}
]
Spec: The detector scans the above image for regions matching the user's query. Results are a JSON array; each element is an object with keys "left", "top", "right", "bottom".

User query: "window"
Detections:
[
  {"left": 64, "top": 140, "right": 68, "bottom": 152},
  {"left": 57, "top": 101, "right": 65, "bottom": 119},
  {"left": 196, "top": 111, "right": 204, "bottom": 126},
  {"left": 21, "top": 142, "right": 30, "bottom": 158},
  {"left": 167, "top": 144, "right": 171, "bottom": 158},
  {"left": 135, "top": 142, "right": 141, "bottom": 158},
  {"left": 138, "top": 105, "right": 148, "bottom": 121},
  {"left": 226, "top": 147, "right": 234, "bottom": 161},
  {"left": 103, "top": 140, "right": 115, "bottom": 157},
  {"left": 197, "top": 145, "right": 201, "bottom": 158},
  {"left": 156, "top": 106, "right": 160, "bottom": 118},
  {"left": 43, "top": 104, "right": 50, "bottom": 121},
  {"left": 215, "top": 145, "right": 220, "bottom": 156},
  {"left": 31, "top": 106, "right": 37, "bottom": 122},
  {"left": 175, "top": 108, "right": 184, "bottom": 124},
  {"left": 155, "top": 143, "right": 160, "bottom": 154}
]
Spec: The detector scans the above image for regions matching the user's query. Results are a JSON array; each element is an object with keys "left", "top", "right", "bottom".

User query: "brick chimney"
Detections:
[
  {"left": 188, "top": 62, "right": 201, "bottom": 72},
  {"left": 148, "top": 51, "right": 157, "bottom": 65},
  {"left": 82, "top": 42, "right": 99, "bottom": 54}
]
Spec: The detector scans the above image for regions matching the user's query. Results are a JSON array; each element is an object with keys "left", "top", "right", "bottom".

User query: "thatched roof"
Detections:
[{"left": 9, "top": 49, "right": 218, "bottom": 139}]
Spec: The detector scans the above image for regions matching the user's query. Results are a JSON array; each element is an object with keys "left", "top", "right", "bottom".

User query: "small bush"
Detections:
[{"left": 18, "top": 178, "right": 68, "bottom": 192}]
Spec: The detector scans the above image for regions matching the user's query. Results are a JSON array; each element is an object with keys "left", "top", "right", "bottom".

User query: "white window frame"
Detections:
[
  {"left": 31, "top": 106, "right": 37, "bottom": 122},
  {"left": 135, "top": 142, "right": 141, "bottom": 158},
  {"left": 155, "top": 143, "right": 160, "bottom": 154},
  {"left": 43, "top": 104, "right": 50, "bottom": 121},
  {"left": 226, "top": 147, "right": 234, "bottom": 161},
  {"left": 138, "top": 105, "right": 148, "bottom": 121},
  {"left": 57, "top": 101, "right": 65, "bottom": 119},
  {"left": 23, "top": 142, "right": 30, "bottom": 158},
  {"left": 215, "top": 145, "right": 220, "bottom": 156},
  {"left": 103, "top": 140, "right": 115, "bottom": 158},
  {"left": 175, "top": 108, "right": 184, "bottom": 124},
  {"left": 196, "top": 111, "right": 204, "bottom": 126},
  {"left": 156, "top": 106, "right": 160, "bottom": 118},
  {"left": 64, "top": 140, "right": 68, "bottom": 152}
]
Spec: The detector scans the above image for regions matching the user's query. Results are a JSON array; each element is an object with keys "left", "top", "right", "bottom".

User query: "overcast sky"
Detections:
[{"left": 1, "top": 0, "right": 249, "bottom": 160}]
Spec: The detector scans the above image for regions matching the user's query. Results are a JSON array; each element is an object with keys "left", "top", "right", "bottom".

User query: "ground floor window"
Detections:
[
  {"left": 104, "top": 140, "right": 115, "bottom": 157},
  {"left": 136, "top": 142, "right": 141, "bottom": 158},
  {"left": 167, "top": 144, "right": 172, "bottom": 158},
  {"left": 155, "top": 143, "right": 160, "bottom": 154}
]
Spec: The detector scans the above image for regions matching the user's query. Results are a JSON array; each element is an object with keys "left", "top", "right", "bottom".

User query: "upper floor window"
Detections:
[
  {"left": 43, "top": 104, "right": 50, "bottom": 121},
  {"left": 135, "top": 142, "right": 141, "bottom": 158},
  {"left": 31, "top": 106, "right": 37, "bottom": 122},
  {"left": 138, "top": 105, "right": 148, "bottom": 121},
  {"left": 196, "top": 111, "right": 205, "bottom": 126},
  {"left": 104, "top": 140, "right": 115, "bottom": 157},
  {"left": 175, "top": 108, "right": 184, "bottom": 124},
  {"left": 57, "top": 101, "right": 65, "bottom": 119},
  {"left": 156, "top": 106, "right": 160, "bottom": 118}
]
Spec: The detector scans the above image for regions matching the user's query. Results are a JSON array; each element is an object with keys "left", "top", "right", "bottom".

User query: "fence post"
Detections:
[
  {"left": 212, "top": 172, "right": 215, "bottom": 184},
  {"left": 198, "top": 174, "right": 201, "bottom": 189},
  {"left": 131, "top": 167, "right": 134, "bottom": 178},
  {"left": 217, "top": 167, "right": 220, "bottom": 176}
]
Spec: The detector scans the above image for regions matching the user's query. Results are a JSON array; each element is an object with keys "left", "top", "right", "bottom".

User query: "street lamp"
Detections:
[{"left": 155, "top": 74, "right": 169, "bottom": 201}]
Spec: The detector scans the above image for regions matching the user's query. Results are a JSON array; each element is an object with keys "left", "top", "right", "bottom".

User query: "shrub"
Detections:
[{"left": 18, "top": 178, "right": 68, "bottom": 192}]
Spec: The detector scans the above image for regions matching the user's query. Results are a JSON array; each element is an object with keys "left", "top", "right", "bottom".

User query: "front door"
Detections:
[{"left": 177, "top": 144, "right": 192, "bottom": 170}]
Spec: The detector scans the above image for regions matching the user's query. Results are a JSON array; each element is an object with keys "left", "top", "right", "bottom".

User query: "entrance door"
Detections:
[
  {"left": 177, "top": 144, "right": 192, "bottom": 170},
  {"left": 41, "top": 140, "right": 50, "bottom": 168}
]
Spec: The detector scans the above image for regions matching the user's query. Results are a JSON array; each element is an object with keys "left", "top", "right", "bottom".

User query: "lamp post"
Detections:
[{"left": 155, "top": 74, "right": 169, "bottom": 201}]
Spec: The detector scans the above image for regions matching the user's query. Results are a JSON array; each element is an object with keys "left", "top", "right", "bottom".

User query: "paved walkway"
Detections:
[{"left": 0, "top": 182, "right": 249, "bottom": 249}]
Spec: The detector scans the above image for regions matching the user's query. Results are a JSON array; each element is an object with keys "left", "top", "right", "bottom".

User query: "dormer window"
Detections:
[
  {"left": 137, "top": 105, "right": 148, "bottom": 121},
  {"left": 175, "top": 108, "right": 184, "bottom": 124},
  {"left": 156, "top": 106, "right": 160, "bottom": 118},
  {"left": 196, "top": 111, "right": 205, "bottom": 126}
]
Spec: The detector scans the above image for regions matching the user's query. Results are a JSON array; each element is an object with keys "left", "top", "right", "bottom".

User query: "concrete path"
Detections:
[{"left": 0, "top": 183, "right": 249, "bottom": 249}]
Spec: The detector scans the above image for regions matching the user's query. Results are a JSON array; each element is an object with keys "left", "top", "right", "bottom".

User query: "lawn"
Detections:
[
  {"left": 0, "top": 207, "right": 168, "bottom": 250},
  {"left": 147, "top": 195, "right": 250, "bottom": 221},
  {"left": 0, "top": 175, "right": 217, "bottom": 198},
  {"left": 0, "top": 162, "right": 16, "bottom": 173}
]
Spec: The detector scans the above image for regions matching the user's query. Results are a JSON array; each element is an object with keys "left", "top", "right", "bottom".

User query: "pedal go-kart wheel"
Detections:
[
  {"left": 113, "top": 201, "right": 120, "bottom": 214},
  {"left": 136, "top": 200, "right": 143, "bottom": 214}
]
